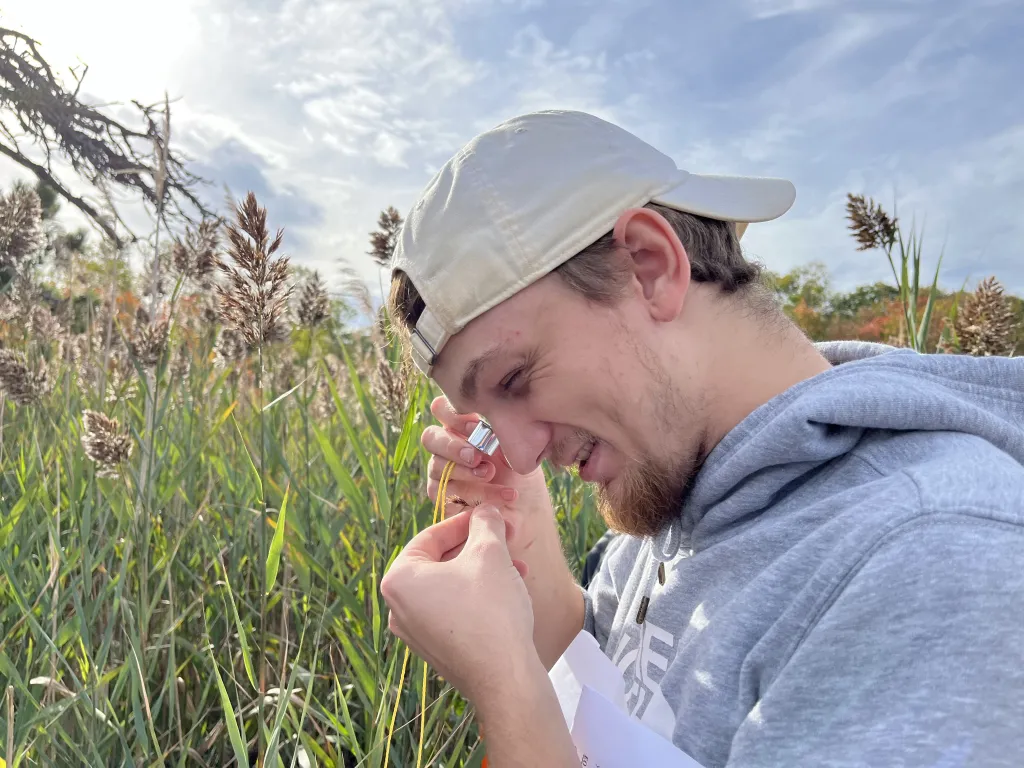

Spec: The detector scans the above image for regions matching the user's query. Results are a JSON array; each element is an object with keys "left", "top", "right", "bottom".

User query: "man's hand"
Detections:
[
  {"left": 420, "top": 396, "right": 584, "bottom": 669},
  {"left": 381, "top": 504, "right": 580, "bottom": 767}
]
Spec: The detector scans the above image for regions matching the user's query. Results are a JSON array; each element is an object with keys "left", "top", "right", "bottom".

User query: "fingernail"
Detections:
[
  {"left": 474, "top": 464, "right": 489, "bottom": 477},
  {"left": 501, "top": 487, "right": 517, "bottom": 501},
  {"left": 460, "top": 447, "right": 475, "bottom": 463}
]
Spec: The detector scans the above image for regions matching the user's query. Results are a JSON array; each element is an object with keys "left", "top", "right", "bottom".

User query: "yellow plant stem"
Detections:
[{"left": 384, "top": 460, "right": 455, "bottom": 768}]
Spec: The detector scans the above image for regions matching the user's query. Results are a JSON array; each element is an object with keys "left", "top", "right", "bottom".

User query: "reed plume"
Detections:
[
  {"left": 213, "top": 327, "right": 249, "bottom": 369},
  {"left": 846, "top": 193, "right": 898, "bottom": 252},
  {"left": 0, "top": 182, "right": 44, "bottom": 268},
  {"left": 127, "top": 312, "right": 169, "bottom": 369},
  {"left": 0, "top": 348, "right": 49, "bottom": 405},
  {"left": 371, "top": 355, "right": 409, "bottom": 427},
  {"left": 297, "top": 271, "right": 330, "bottom": 328},
  {"left": 172, "top": 218, "right": 221, "bottom": 287},
  {"left": 215, "top": 192, "right": 293, "bottom": 348},
  {"left": 955, "top": 276, "right": 1016, "bottom": 357},
  {"left": 28, "top": 305, "right": 63, "bottom": 346},
  {"left": 80, "top": 409, "right": 133, "bottom": 479},
  {"left": 170, "top": 344, "right": 191, "bottom": 382}
]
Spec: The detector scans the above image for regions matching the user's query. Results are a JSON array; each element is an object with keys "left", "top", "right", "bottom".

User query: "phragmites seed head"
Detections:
[
  {"left": 105, "top": 356, "right": 137, "bottom": 403},
  {"left": 954, "top": 276, "right": 1016, "bottom": 357},
  {"left": 172, "top": 218, "right": 221, "bottom": 286},
  {"left": 80, "top": 409, "right": 133, "bottom": 479},
  {"left": 127, "top": 315, "right": 169, "bottom": 368},
  {"left": 370, "top": 354, "right": 408, "bottom": 427},
  {"left": 214, "top": 327, "right": 250, "bottom": 368},
  {"left": 0, "top": 295, "right": 18, "bottom": 323},
  {"left": 0, "top": 348, "right": 50, "bottom": 405},
  {"left": 367, "top": 206, "right": 403, "bottom": 268},
  {"left": 312, "top": 355, "right": 347, "bottom": 420},
  {"left": 28, "top": 305, "right": 63, "bottom": 344},
  {"left": 0, "top": 182, "right": 44, "bottom": 268},
  {"left": 170, "top": 344, "right": 191, "bottom": 381},
  {"left": 215, "top": 192, "right": 293, "bottom": 347},
  {"left": 846, "top": 193, "right": 898, "bottom": 252},
  {"left": 297, "top": 271, "right": 330, "bottom": 328}
]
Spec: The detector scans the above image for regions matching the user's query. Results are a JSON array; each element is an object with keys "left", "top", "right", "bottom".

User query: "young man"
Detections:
[{"left": 379, "top": 110, "right": 1024, "bottom": 767}]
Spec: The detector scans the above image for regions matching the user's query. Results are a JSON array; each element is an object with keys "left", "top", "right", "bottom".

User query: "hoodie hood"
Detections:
[{"left": 652, "top": 341, "right": 1024, "bottom": 560}]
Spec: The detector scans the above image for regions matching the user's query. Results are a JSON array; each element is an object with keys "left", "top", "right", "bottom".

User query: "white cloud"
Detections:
[{"left": 0, "top": 0, "right": 1021, "bottom": 307}]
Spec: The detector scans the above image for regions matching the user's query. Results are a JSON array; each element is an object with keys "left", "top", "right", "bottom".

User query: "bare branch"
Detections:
[
  {"left": 0, "top": 26, "right": 214, "bottom": 246},
  {"left": 0, "top": 139, "right": 120, "bottom": 244}
]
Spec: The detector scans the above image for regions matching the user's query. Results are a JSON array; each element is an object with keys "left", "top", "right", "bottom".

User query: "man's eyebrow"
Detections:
[{"left": 460, "top": 342, "right": 509, "bottom": 401}]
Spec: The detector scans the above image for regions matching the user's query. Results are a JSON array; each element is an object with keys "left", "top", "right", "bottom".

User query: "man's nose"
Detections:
[{"left": 487, "top": 417, "right": 548, "bottom": 475}]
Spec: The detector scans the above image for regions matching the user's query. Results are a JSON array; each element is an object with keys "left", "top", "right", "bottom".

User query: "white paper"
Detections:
[
  {"left": 548, "top": 631, "right": 704, "bottom": 768},
  {"left": 547, "top": 629, "right": 627, "bottom": 730},
  {"left": 572, "top": 685, "right": 704, "bottom": 768}
]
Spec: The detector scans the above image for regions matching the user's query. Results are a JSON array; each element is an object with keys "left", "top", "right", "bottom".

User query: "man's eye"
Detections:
[{"left": 500, "top": 368, "right": 523, "bottom": 392}]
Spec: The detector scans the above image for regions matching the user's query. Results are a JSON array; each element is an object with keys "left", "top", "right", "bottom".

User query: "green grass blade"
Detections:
[
  {"left": 266, "top": 482, "right": 290, "bottom": 593},
  {"left": 207, "top": 646, "right": 250, "bottom": 768}
]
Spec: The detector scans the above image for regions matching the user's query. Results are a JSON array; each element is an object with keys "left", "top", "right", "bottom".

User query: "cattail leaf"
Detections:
[
  {"left": 230, "top": 411, "right": 263, "bottom": 503},
  {"left": 217, "top": 557, "right": 257, "bottom": 691},
  {"left": 262, "top": 375, "right": 310, "bottom": 412},
  {"left": 391, "top": 382, "right": 423, "bottom": 476},
  {"left": 918, "top": 244, "right": 945, "bottom": 352},
  {"left": 0, "top": 487, "right": 31, "bottom": 547},
  {"left": 265, "top": 483, "right": 289, "bottom": 594},
  {"left": 312, "top": 423, "right": 371, "bottom": 531},
  {"left": 323, "top": 362, "right": 372, "bottom": 482},
  {"left": 337, "top": 342, "right": 385, "bottom": 452},
  {"left": 207, "top": 648, "right": 250, "bottom": 768}
]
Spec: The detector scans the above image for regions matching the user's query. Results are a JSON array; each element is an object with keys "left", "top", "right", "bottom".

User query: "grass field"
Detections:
[
  {"left": 0, "top": 191, "right": 608, "bottom": 767},
  {"left": 2, "top": 181, "right": 1020, "bottom": 767}
]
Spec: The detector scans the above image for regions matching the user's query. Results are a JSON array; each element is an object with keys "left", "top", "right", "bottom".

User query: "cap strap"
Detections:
[{"left": 410, "top": 307, "right": 448, "bottom": 373}]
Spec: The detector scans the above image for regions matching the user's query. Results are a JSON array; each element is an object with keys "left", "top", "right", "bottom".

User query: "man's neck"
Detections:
[{"left": 683, "top": 288, "right": 834, "bottom": 451}]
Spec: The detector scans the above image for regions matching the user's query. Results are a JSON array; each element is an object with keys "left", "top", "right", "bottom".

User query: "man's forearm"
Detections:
[
  {"left": 476, "top": 653, "right": 580, "bottom": 768},
  {"left": 530, "top": 567, "right": 585, "bottom": 670}
]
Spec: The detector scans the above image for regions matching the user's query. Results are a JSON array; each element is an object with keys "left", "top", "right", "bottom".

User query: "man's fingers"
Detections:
[
  {"left": 441, "top": 513, "right": 516, "bottom": 561},
  {"left": 403, "top": 511, "right": 472, "bottom": 562},
  {"left": 430, "top": 395, "right": 481, "bottom": 436},
  {"left": 422, "top": 426, "right": 488, "bottom": 475},
  {"left": 427, "top": 452, "right": 496, "bottom": 484},
  {"left": 465, "top": 504, "right": 512, "bottom": 560},
  {"left": 426, "top": 478, "right": 518, "bottom": 518},
  {"left": 512, "top": 559, "right": 529, "bottom": 580}
]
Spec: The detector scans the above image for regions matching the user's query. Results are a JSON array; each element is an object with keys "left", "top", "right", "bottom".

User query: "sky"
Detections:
[{"left": 2, "top": 0, "right": 1023, "bottom": 310}]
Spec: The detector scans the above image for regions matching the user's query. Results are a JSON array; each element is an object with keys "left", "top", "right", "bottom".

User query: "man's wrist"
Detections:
[
  {"left": 535, "top": 573, "right": 585, "bottom": 669},
  {"left": 474, "top": 650, "right": 579, "bottom": 766}
]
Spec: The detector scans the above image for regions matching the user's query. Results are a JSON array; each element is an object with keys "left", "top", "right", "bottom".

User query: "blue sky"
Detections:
[{"left": 2, "top": 0, "right": 1022, "bottom": 306}]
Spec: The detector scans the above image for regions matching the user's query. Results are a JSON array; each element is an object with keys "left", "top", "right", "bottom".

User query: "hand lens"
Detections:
[{"left": 467, "top": 419, "right": 500, "bottom": 456}]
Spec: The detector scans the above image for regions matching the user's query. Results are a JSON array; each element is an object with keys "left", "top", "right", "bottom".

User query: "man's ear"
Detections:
[{"left": 612, "top": 208, "right": 691, "bottom": 323}]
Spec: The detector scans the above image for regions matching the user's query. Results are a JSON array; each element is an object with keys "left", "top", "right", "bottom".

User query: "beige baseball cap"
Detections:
[{"left": 390, "top": 109, "right": 796, "bottom": 376}]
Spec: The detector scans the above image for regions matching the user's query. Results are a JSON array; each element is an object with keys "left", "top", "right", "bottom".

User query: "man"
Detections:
[{"left": 379, "top": 110, "right": 1024, "bottom": 767}]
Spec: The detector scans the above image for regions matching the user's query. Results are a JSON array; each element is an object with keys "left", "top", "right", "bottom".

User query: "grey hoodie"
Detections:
[{"left": 581, "top": 341, "right": 1024, "bottom": 767}]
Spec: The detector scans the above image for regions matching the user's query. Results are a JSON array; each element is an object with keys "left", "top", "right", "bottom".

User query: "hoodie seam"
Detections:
[
  {"left": 876, "top": 362, "right": 1024, "bottom": 406},
  {"left": 773, "top": 501, "right": 1024, "bottom": 682},
  {"left": 705, "top": 355, "right": 1022, "bottom": 469},
  {"left": 846, "top": 450, "right": 892, "bottom": 479}
]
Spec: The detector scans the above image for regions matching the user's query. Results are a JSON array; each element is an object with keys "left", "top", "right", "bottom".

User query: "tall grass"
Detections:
[{"left": 0, "top": 192, "right": 607, "bottom": 767}]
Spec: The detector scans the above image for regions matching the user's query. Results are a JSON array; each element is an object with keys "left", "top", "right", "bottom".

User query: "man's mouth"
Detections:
[{"left": 574, "top": 438, "right": 598, "bottom": 470}]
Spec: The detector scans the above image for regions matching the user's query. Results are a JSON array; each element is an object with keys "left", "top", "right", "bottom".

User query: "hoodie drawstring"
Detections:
[{"left": 637, "top": 520, "right": 685, "bottom": 625}]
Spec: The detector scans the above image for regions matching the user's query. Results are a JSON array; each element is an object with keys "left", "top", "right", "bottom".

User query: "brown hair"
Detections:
[{"left": 388, "top": 202, "right": 771, "bottom": 341}]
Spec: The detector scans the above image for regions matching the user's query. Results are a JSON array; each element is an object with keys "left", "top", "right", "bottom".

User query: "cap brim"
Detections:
[{"left": 653, "top": 171, "right": 796, "bottom": 227}]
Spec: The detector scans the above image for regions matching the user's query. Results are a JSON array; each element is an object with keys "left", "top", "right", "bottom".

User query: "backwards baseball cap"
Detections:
[{"left": 390, "top": 109, "right": 796, "bottom": 376}]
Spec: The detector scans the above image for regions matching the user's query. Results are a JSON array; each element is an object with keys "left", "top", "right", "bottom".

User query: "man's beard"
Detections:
[
  {"left": 593, "top": 335, "right": 706, "bottom": 539},
  {"left": 595, "top": 442, "right": 702, "bottom": 539}
]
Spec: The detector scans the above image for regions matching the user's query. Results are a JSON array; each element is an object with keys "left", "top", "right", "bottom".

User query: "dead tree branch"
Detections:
[{"left": 0, "top": 26, "right": 213, "bottom": 248}]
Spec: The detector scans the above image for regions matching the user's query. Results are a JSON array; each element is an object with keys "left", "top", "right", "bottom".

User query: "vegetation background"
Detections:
[{"left": 0, "top": 22, "right": 1021, "bottom": 768}]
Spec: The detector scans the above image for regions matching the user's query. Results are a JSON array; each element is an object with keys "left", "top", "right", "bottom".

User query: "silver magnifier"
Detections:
[{"left": 467, "top": 419, "right": 500, "bottom": 456}]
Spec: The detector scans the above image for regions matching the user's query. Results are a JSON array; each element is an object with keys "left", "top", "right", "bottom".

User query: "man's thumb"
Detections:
[{"left": 468, "top": 504, "right": 508, "bottom": 549}]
